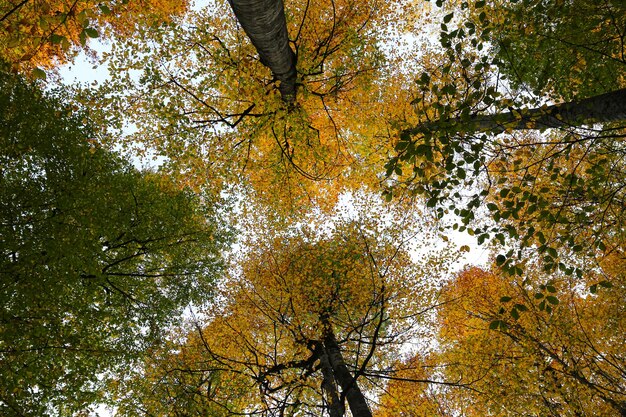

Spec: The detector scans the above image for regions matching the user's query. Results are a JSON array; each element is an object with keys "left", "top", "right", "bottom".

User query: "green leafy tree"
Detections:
[
  {"left": 0, "top": 70, "right": 230, "bottom": 416},
  {"left": 385, "top": 0, "right": 626, "bottom": 275},
  {"left": 488, "top": 0, "right": 626, "bottom": 101}
]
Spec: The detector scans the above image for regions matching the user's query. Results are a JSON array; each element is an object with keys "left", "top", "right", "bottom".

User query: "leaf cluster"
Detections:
[
  {"left": 0, "top": 0, "right": 189, "bottom": 74},
  {"left": 0, "top": 70, "right": 230, "bottom": 416}
]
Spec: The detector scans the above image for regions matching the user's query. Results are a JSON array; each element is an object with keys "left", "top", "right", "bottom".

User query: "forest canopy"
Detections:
[{"left": 0, "top": 0, "right": 624, "bottom": 415}]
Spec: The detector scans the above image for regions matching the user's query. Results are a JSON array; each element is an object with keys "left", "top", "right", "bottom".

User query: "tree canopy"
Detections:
[
  {"left": 1, "top": 0, "right": 625, "bottom": 415},
  {"left": 377, "top": 260, "right": 626, "bottom": 416},
  {"left": 385, "top": 0, "right": 626, "bottom": 279},
  {"left": 77, "top": 0, "right": 418, "bottom": 213},
  {"left": 0, "top": 69, "right": 230, "bottom": 416},
  {"left": 1, "top": 0, "right": 189, "bottom": 73},
  {"left": 112, "top": 196, "right": 455, "bottom": 417}
]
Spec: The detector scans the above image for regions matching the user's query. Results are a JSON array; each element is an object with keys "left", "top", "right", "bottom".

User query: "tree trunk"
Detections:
[
  {"left": 228, "top": 0, "right": 297, "bottom": 102},
  {"left": 409, "top": 88, "right": 626, "bottom": 135},
  {"left": 319, "top": 349, "right": 345, "bottom": 417},
  {"left": 322, "top": 324, "right": 372, "bottom": 417}
]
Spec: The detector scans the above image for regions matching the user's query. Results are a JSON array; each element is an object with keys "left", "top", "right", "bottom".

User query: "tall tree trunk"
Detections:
[
  {"left": 228, "top": 0, "right": 297, "bottom": 102},
  {"left": 408, "top": 88, "right": 626, "bottom": 135},
  {"left": 322, "top": 324, "right": 372, "bottom": 417},
  {"left": 319, "top": 349, "right": 345, "bottom": 417}
]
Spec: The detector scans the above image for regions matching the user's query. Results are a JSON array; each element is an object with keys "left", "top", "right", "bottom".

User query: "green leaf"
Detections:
[
  {"left": 32, "top": 68, "right": 46, "bottom": 80},
  {"left": 443, "top": 12, "right": 454, "bottom": 23},
  {"left": 537, "top": 231, "right": 546, "bottom": 244},
  {"left": 79, "top": 30, "right": 87, "bottom": 46},
  {"left": 489, "top": 320, "right": 503, "bottom": 330},
  {"left": 415, "top": 144, "right": 430, "bottom": 156},
  {"left": 76, "top": 10, "right": 88, "bottom": 26},
  {"left": 99, "top": 3, "right": 113, "bottom": 15},
  {"left": 546, "top": 296, "right": 559, "bottom": 305},
  {"left": 84, "top": 28, "right": 99, "bottom": 38},
  {"left": 39, "top": 16, "right": 50, "bottom": 31},
  {"left": 496, "top": 254, "right": 506, "bottom": 266},
  {"left": 590, "top": 284, "right": 598, "bottom": 294},
  {"left": 500, "top": 296, "right": 512, "bottom": 303},
  {"left": 50, "top": 34, "right": 65, "bottom": 44},
  {"left": 534, "top": 292, "right": 544, "bottom": 299},
  {"left": 395, "top": 141, "right": 409, "bottom": 152},
  {"left": 510, "top": 308, "right": 520, "bottom": 320}
]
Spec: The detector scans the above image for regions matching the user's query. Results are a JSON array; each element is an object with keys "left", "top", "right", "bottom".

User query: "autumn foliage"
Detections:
[
  {"left": 112, "top": 199, "right": 448, "bottom": 416},
  {"left": 377, "top": 260, "right": 626, "bottom": 416},
  {"left": 1, "top": 0, "right": 625, "bottom": 415},
  {"left": 0, "top": 0, "right": 188, "bottom": 72},
  {"left": 82, "top": 0, "right": 423, "bottom": 213}
]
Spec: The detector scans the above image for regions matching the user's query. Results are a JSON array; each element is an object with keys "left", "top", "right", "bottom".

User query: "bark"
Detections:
[
  {"left": 322, "top": 324, "right": 373, "bottom": 417},
  {"left": 319, "top": 349, "right": 345, "bottom": 417},
  {"left": 228, "top": 0, "right": 297, "bottom": 102},
  {"left": 408, "top": 88, "right": 626, "bottom": 135}
]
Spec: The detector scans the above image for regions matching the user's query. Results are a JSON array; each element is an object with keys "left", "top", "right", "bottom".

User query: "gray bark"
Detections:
[
  {"left": 319, "top": 349, "right": 345, "bottom": 417},
  {"left": 408, "top": 88, "right": 626, "bottom": 135},
  {"left": 323, "top": 325, "right": 372, "bottom": 417},
  {"left": 228, "top": 0, "right": 297, "bottom": 102}
]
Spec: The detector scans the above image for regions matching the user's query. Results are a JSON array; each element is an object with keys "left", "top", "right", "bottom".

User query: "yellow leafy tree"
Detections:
[
  {"left": 113, "top": 195, "right": 455, "bottom": 416},
  {"left": 85, "top": 0, "right": 420, "bottom": 212},
  {"left": 0, "top": 0, "right": 188, "bottom": 73},
  {"left": 377, "top": 258, "right": 626, "bottom": 416}
]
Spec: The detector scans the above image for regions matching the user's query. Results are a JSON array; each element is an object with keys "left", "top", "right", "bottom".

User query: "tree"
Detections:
[
  {"left": 485, "top": 0, "right": 626, "bottom": 101},
  {"left": 227, "top": 0, "right": 626, "bottom": 119},
  {"left": 406, "top": 87, "right": 626, "bottom": 134},
  {"left": 383, "top": 0, "right": 626, "bottom": 275},
  {"left": 0, "top": 0, "right": 189, "bottom": 73},
  {"left": 228, "top": 0, "right": 297, "bottom": 101},
  {"left": 83, "top": 0, "right": 413, "bottom": 212},
  {"left": 112, "top": 196, "right": 452, "bottom": 416},
  {"left": 0, "top": 70, "right": 230, "bottom": 416},
  {"left": 377, "top": 260, "right": 626, "bottom": 416}
]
